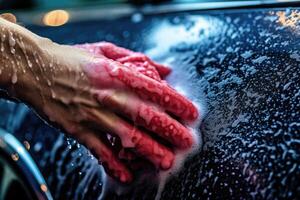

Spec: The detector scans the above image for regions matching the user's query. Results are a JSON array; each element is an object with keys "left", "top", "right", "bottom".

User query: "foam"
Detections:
[{"left": 152, "top": 57, "right": 205, "bottom": 200}]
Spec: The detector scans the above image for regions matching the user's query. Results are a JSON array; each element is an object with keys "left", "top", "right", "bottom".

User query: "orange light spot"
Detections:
[
  {"left": 277, "top": 11, "right": 300, "bottom": 28},
  {"left": 40, "top": 184, "right": 48, "bottom": 192},
  {"left": 43, "top": 10, "right": 69, "bottom": 26}
]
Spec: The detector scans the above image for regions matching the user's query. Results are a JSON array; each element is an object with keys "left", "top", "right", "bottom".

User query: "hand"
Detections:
[
  {"left": 0, "top": 15, "right": 199, "bottom": 183},
  {"left": 75, "top": 42, "right": 171, "bottom": 80},
  {"left": 71, "top": 42, "right": 198, "bottom": 182}
]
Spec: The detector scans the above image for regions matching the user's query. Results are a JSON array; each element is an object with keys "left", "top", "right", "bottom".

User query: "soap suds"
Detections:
[{"left": 152, "top": 56, "right": 205, "bottom": 200}]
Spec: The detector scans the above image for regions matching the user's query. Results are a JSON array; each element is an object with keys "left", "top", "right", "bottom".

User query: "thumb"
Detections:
[{"left": 0, "top": 13, "right": 17, "bottom": 23}]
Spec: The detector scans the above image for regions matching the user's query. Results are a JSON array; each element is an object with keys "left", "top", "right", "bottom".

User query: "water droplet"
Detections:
[
  {"left": 110, "top": 67, "right": 120, "bottom": 76},
  {"left": 23, "top": 140, "right": 30, "bottom": 150},
  {"left": 33, "top": 142, "right": 42, "bottom": 152},
  {"left": 11, "top": 73, "right": 17, "bottom": 84},
  {"left": 10, "top": 47, "right": 15, "bottom": 54},
  {"left": 51, "top": 90, "right": 56, "bottom": 99},
  {"left": 11, "top": 153, "right": 19, "bottom": 161},
  {"left": 131, "top": 13, "right": 143, "bottom": 23},
  {"left": 0, "top": 44, "right": 4, "bottom": 52},
  {"left": 9, "top": 32, "right": 16, "bottom": 54},
  {"left": 1, "top": 33, "right": 6, "bottom": 42},
  {"left": 8, "top": 33, "right": 15, "bottom": 46},
  {"left": 241, "top": 50, "right": 253, "bottom": 59},
  {"left": 1, "top": 32, "right": 6, "bottom": 52},
  {"left": 27, "top": 60, "right": 33, "bottom": 68},
  {"left": 47, "top": 80, "right": 52, "bottom": 86},
  {"left": 164, "top": 95, "right": 170, "bottom": 102}
]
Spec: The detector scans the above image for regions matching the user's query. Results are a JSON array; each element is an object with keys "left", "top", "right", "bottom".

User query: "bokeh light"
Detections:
[{"left": 43, "top": 9, "right": 69, "bottom": 26}]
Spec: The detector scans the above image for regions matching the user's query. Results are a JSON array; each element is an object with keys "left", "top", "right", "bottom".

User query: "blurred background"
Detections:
[
  {"left": 0, "top": 0, "right": 236, "bottom": 10},
  {"left": 0, "top": 0, "right": 299, "bottom": 27},
  {"left": 0, "top": 0, "right": 297, "bottom": 11},
  {"left": 0, "top": 0, "right": 258, "bottom": 10}
]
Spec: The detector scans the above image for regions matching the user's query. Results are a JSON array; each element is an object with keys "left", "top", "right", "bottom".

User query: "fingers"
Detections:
[
  {"left": 115, "top": 121, "right": 175, "bottom": 170},
  {"left": 96, "top": 90, "right": 194, "bottom": 149},
  {"left": 74, "top": 42, "right": 131, "bottom": 59},
  {"left": 97, "top": 42, "right": 171, "bottom": 78},
  {"left": 121, "top": 61, "right": 162, "bottom": 81},
  {"left": 0, "top": 13, "right": 17, "bottom": 23},
  {"left": 95, "top": 42, "right": 171, "bottom": 78},
  {"left": 152, "top": 63, "right": 171, "bottom": 78},
  {"left": 74, "top": 127, "right": 133, "bottom": 183},
  {"left": 76, "top": 42, "right": 163, "bottom": 81},
  {"left": 42, "top": 103, "right": 132, "bottom": 182},
  {"left": 102, "top": 61, "right": 198, "bottom": 121},
  {"left": 117, "top": 54, "right": 171, "bottom": 78},
  {"left": 76, "top": 42, "right": 133, "bottom": 59},
  {"left": 94, "top": 42, "right": 132, "bottom": 59},
  {"left": 82, "top": 107, "right": 175, "bottom": 170},
  {"left": 76, "top": 42, "right": 171, "bottom": 79},
  {"left": 76, "top": 43, "right": 162, "bottom": 81}
]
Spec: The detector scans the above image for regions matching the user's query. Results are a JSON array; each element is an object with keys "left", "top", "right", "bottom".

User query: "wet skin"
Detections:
[{"left": 0, "top": 15, "right": 198, "bottom": 182}]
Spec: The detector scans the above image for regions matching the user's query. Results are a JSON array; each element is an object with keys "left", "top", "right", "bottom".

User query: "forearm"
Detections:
[
  {"left": 0, "top": 17, "right": 41, "bottom": 90},
  {"left": 0, "top": 17, "right": 81, "bottom": 95},
  {"left": 0, "top": 23, "right": 18, "bottom": 88},
  {"left": 1, "top": 18, "right": 91, "bottom": 76},
  {"left": 0, "top": 17, "right": 97, "bottom": 120}
]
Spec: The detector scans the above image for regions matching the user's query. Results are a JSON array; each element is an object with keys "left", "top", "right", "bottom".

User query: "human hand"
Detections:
[
  {"left": 0, "top": 14, "right": 198, "bottom": 183},
  {"left": 71, "top": 42, "right": 199, "bottom": 182}
]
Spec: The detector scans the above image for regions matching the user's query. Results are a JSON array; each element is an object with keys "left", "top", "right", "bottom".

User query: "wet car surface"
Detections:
[{"left": 1, "top": 6, "right": 300, "bottom": 200}]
